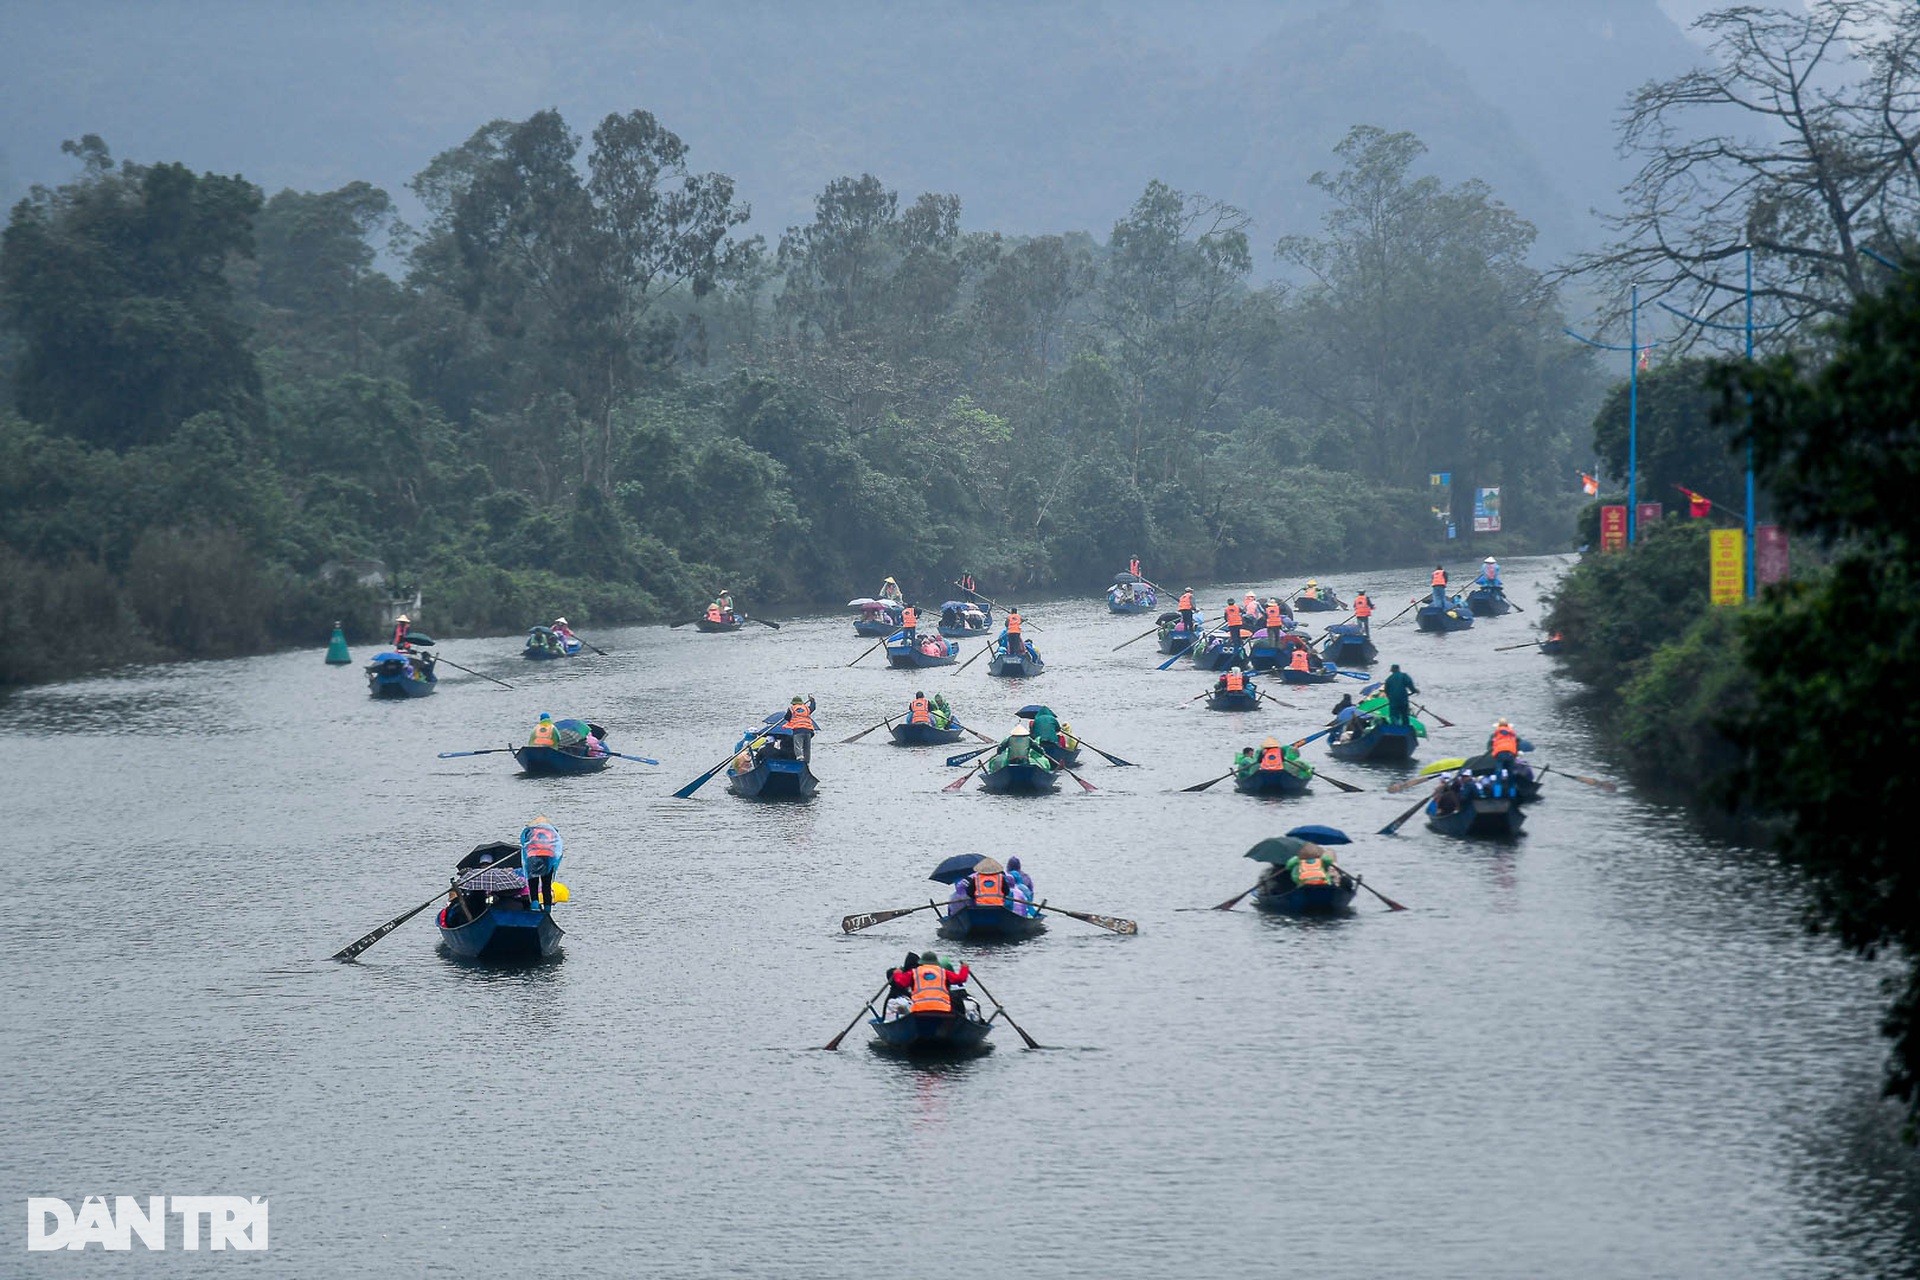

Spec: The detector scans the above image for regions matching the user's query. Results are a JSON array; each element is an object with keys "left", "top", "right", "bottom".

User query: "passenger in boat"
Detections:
[
  {"left": 521, "top": 818, "right": 563, "bottom": 911},
  {"left": 930, "top": 693, "right": 954, "bottom": 729},
  {"left": 552, "top": 617, "right": 576, "bottom": 645},
  {"left": 529, "top": 713, "right": 560, "bottom": 747},
  {"left": 1233, "top": 745, "right": 1259, "bottom": 779},
  {"left": 1057, "top": 720, "right": 1078, "bottom": 751},
  {"left": 1287, "top": 646, "right": 1313, "bottom": 674},
  {"left": 1006, "top": 856, "right": 1035, "bottom": 914},
  {"left": 1286, "top": 843, "right": 1339, "bottom": 887},
  {"left": 1384, "top": 664, "right": 1418, "bottom": 727},
  {"left": 706, "top": 602, "right": 726, "bottom": 624},
  {"left": 1216, "top": 667, "right": 1249, "bottom": 696},
  {"left": 1330, "top": 693, "right": 1358, "bottom": 741},
  {"left": 782, "top": 696, "right": 816, "bottom": 762},
  {"left": 927, "top": 952, "right": 975, "bottom": 1017},
  {"left": 944, "top": 878, "right": 973, "bottom": 917},
  {"left": 1029, "top": 705, "right": 1061, "bottom": 750},
  {"left": 884, "top": 952, "right": 920, "bottom": 1020}
]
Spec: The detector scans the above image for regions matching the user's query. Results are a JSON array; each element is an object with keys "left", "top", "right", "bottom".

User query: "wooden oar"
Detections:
[
  {"left": 749, "top": 616, "right": 782, "bottom": 630},
  {"left": 840, "top": 715, "right": 896, "bottom": 743},
  {"left": 1257, "top": 691, "right": 1304, "bottom": 711},
  {"left": 1377, "top": 600, "right": 1419, "bottom": 629},
  {"left": 1156, "top": 637, "right": 1201, "bottom": 670},
  {"left": 1036, "top": 899, "right": 1137, "bottom": 934},
  {"left": 1070, "top": 738, "right": 1136, "bottom": 767},
  {"left": 962, "top": 725, "right": 998, "bottom": 744},
  {"left": 823, "top": 984, "right": 892, "bottom": 1050},
  {"left": 434, "top": 656, "right": 514, "bottom": 689},
  {"left": 846, "top": 638, "right": 886, "bottom": 667},
  {"left": 437, "top": 748, "right": 513, "bottom": 759},
  {"left": 673, "top": 744, "right": 758, "bottom": 799},
  {"left": 945, "top": 745, "right": 993, "bottom": 767},
  {"left": 1211, "top": 883, "right": 1259, "bottom": 911},
  {"left": 954, "top": 643, "right": 992, "bottom": 674},
  {"left": 1061, "top": 767, "right": 1097, "bottom": 793},
  {"left": 842, "top": 902, "right": 944, "bottom": 933},
  {"left": 1413, "top": 702, "right": 1456, "bottom": 728},
  {"left": 1495, "top": 639, "right": 1547, "bottom": 651},
  {"left": 943, "top": 763, "right": 985, "bottom": 792},
  {"left": 1378, "top": 793, "right": 1431, "bottom": 835},
  {"left": 568, "top": 634, "right": 610, "bottom": 655},
  {"left": 1348, "top": 873, "right": 1408, "bottom": 912},
  {"left": 331, "top": 852, "right": 534, "bottom": 961},
  {"left": 1314, "top": 769, "right": 1364, "bottom": 794},
  {"left": 964, "top": 972, "right": 1040, "bottom": 1049},
  {"left": 1112, "top": 625, "right": 1160, "bottom": 652},
  {"left": 1539, "top": 764, "right": 1618, "bottom": 793},
  {"left": 1181, "top": 770, "right": 1237, "bottom": 792},
  {"left": 605, "top": 751, "right": 660, "bottom": 765}
]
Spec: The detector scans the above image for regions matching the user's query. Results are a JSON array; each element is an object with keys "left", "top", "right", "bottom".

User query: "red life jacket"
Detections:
[
  {"left": 1178, "top": 592, "right": 1193, "bottom": 611},
  {"left": 1005, "top": 611, "right": 1022, "bottom": 635},
  {"left": 1260, "top": 746, "right": 1284, "bottom": 770},
  {"left": 1490, "top": 727, "right": 1520, "bottom": 756},
  {"left": 901, "top": 607, "right": 917, "bottom": 631},
  {"left": 1431, "top": 568, "right": 1447, "bottom": 587}
]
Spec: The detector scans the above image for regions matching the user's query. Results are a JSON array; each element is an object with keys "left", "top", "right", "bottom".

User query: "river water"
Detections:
[{"left": 4, "top": 555, "right": 1917, "bottom": 1278}]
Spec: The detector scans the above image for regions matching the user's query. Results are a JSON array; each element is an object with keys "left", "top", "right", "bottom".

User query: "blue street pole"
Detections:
[
  {"left": 1745, "top": 247, "right": 1756, "bottom": 599},
  {"left": 1628, "top": 284, "right": 1639, "bottom": 543}
]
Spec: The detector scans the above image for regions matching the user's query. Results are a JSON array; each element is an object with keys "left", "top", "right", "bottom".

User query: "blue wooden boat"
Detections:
[
  {"left": 1539, "top": 636, "right": 1565, "bottom": 656},
  {"left": 1206, "top": 680, "right": 1262, "bottom": 711},
  {"left": 727, "top": 727, "right": 818, "bottom": 798},
  {"left": 366, "top": 650, "right": 437, "bottom": 698},
  {"left": 1040, "top": 741, "right": 1081, "bottom": 769},
  {"left": 937, "top": 903, "right": 1048, "bottom": 940},
  {"left": 1276, "top": 664, "right": 1340, "bottom": 685},
  {"left": 886, "top": 633, "right": 959, "bottom": 668},
  {"left": 511, "top": 743, "right": 611, "bottom": 775},
  {"left": 1107, "top": 585, "right": 1158, "bottom": 614},
  {"left": 1414, "top": 600, "right": 1474, "bottom": 632},
  {"left": 937, "top": 601, "right": 991, "bottom": 638},
  {"left": 854, "top": 616, "right": 901, "bottom": 637},
  {"left": 1327, "top": 719, "right": 1419, "bottom": 763},
  {"left": 869, "top": 1010, "right": 994, "bottom": 1056},
  {"left": 979, "top": 758, "right": 1059, "bottom": 793},
  {"left": 890, "top": 720, "right": 967, "bottom": 746},
  {"left": 1317, "top": 624, "right": 1375, "bottom": 666},
  {"left": 1293, "top": 592, "right": 1346, "bottom": 613},
  {"left": 695, "top": 613, "right": 748, "bottom": 632},
  {"left": 987, "top": 642, "right": 1045, "bottom": 677},
  {"left": 1250, "top": 876, "right": 1358, "bottom": 915},
  {"left": 1189, "top": 636, "right": 1244, "bottom": 671},
  {"left": 851, "top": 599, "right": 903, "bottom": 637},
  {"left": 1426, "top": 795, "right": 1525, "bottom": 838},
  {"left": 1465, "top": 584, "right": 1512, "bottom": 616},
  {"left": 522, "top": 626, "right": 583, "bottom": 659},
  {"left": 436, "top": 846, "right": 564, "bottom": 962},
  {"left": 1156, "top": 611, "right": 1205, "bottom": 654},
  {"left": 1234, "top": 766, "right": 1312, "bottom": 796}
]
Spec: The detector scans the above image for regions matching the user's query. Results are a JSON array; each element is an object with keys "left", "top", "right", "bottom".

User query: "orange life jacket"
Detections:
[
  {"left": 706, "top": 605, "right": 724, "bottom": 622},
  {"left": 392, "top": 622, "right": 410, "bottom": 649},
  {"left": 1289, "top": 648, "right": 1311, "bottom": 672},
  {"left": 973, "top": 872, "right": 1006, "bottom": 908},
  {"left": 1490, "top": 727, "right": 1519, "bottom": 757},
  {"left": 785, "top": 704, "right": 815, "bottom": 732},
  {"left": 1225, "top": 603, "right": 1243, "bottom": 627},
  {"left": 901, "top": 607, "right": 916, "bottom": 631},
  {"left": 909, "top": 963, "right": 951, "bottom": 1015},
  {"left": 1224, "top": 669, "right": 1245, "bottom": 693},
  {"left": 1266, "top": 604, "right": 1283, "bottom": 629},
  {"left": 1128, "top": 558, "right": 1141, "bottom": 576},
  {"left": 1294, "top": 856, "right": 1331, "bottom": 886},
  {"left": 530, "top": 721, "right": 558, "bottom": 747},
  {"left": 909, "top": 697, "right": 931, "bottom": 725},
  {"left": 1260, "top": 746, "right": 1284, "bottom": 770},
  {"left": 1354, "top": 594, "right": 1372, "bottom": 617},
  {"left": 1005, "top": 611, "right": 1022, "bottom": 635},
  {"left": 1178, "top": 592, "right": 1193, "bottom": 611},
  {"left": 1431, "top": 568, "right": 1447, "bottom": 587}
]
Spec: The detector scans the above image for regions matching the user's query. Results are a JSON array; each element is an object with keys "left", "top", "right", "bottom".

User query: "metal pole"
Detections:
[
  {"left": 1745, "top": 247, "right": 1756, "bottom": 599},
  {"left": 1628, "top": 283, "right": 1639, "bottom": 544}
]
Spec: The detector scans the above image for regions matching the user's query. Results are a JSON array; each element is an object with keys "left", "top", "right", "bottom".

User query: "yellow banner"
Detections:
[{"left": 1710, "top": 529, "right": 1744, "bottom": 605}]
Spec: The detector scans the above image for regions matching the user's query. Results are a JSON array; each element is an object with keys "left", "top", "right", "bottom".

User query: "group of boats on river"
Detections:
[{"left": 328, "top": 555, "right": 1598, "bottom": 1055}]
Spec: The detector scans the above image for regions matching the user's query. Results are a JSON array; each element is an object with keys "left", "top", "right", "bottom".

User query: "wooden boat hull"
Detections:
[
  {"left": 1466, "top": 587, "right": 1512, "bottom": 616},
  {"left": 1414, "top": 605, "right": 1474, "bottom": 632},
  {"left": 869, "top": 1011, "right": 994, "bottom": 1055},
  {"left": 366, "top": 653, "right": 437, "bottom": 698},
  {"left": 522, "top": 645, "right": 578, "bottom": 660},
  {"left": 1318, "top": 625, "right": 1376, "bottom": 665},
  {"left": 937, "top": 904, "right": 1048, "bottom": 940},
  {"left": 979, "top": 761, "right": 1059, "bottom": 793},
  {"left": 1292, "top": 595, "right": 1345, "bottom": 612},
  {"left": 854, "top": 618, "right": 901, "bottom": 637},
  {"left": 1233, "top": 768, "right": 1311, "bottom": 796},
  {"left": 1538, "top": 638, "right": 1564, "bottom": 655},
  {"left": 1040, "top": 742, "right": 1081, "bottom": 769},
  {"left": 1276, "top": 667, "right": 1338, "bottom": 685},
  {"left": 511, "top": 744, "right": 611, "bottom": 775},
  {"left": 1251, "top": 879, "right": 1358, "bottom": 915},
  {"left": 1158, "top": 625, "right": 1202, "bottom": 654},
  {"left": 695, "top": 617, "right": 747, "bottom": 632},
  {"left": 1328, "top": 722, "right": 1418, "bottom": 762},
  {"left": 1107, "top": 596, "right": 1157, "bottom": 614},
  {"left": 728, "top": 758, "right": 818, "bottom": 798},
  {"left": 890, "top": 721, "right": 966, "bottom": 746},
  {"left": 939, "top": 622, "right": 990, "bottom": 638},
  {"left": 987, "top": 650, "right": 1045, "bottom": 677},
  {"left": 1206, "top": 688, "right": 1262, "bottom": 711},
  {"left": 885, "top": 638, "right": 958, "bottom": 668},
  {"left": 439, "top": 906, "right": 564, "bottom": 962},
  {"left": 1426, "top": 798, "right": 1524, "bottom": 838},
  {"left": 1190, "top": 643, "right": 1241, "bottom": 671}
]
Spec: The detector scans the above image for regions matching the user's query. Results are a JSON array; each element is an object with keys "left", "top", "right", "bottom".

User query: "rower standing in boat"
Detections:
[
  {"left": 1029, "top": 704, "right": 1061, "bottom": 751},
  {"left": 1354, "top": 590, "right": 1373, "bottom": 636},
  {"left": 1129, "top": 555, "right": 1142, "bottom": 578},
  {"left": 521, "top": 817, "right": 563, "bottom": 911},
  {"left": 392, "top": 613, "right": 413, "bottom": 650},
  {"left": 783, "top": 696, "right": 817, "bottom": 762},
  {"left": 1223, "top": 599, "right": 1246, "bottom": 658},
  {"left": 1384, "top": 664, "right": 1418, "bottom": 727},
  {"left": 1430, "top": 565, "right": 1449, "bottom": 608},
  {"left": 880, "top": 577, "right": 904, "bottom": 606},
  {"left": 1178, "top": 588, "right": 1196, "bottom": 636},
  {"left": 999, "top": 607, "right": 1026, "bottom": 659}
]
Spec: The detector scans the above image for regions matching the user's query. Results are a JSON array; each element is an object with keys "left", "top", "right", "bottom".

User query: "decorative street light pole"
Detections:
[{"left": 1566, "top": 286, "right": 1657, "bottom": 543}]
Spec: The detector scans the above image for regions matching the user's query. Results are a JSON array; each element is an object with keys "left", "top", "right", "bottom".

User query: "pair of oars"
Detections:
[
  {"left": 1178, "top": 724, "right": 1361, "bottom": 794},
  {"left": 438, "top": 746, "right": 659, "bottom": 765},
  {"left": 823, "top": 969, "right": 1040, "bottom": 1050},
  {"left": 841, "top": 897, "right": 1136, "bottom": 935},
  {"left": 1210, "top": 869, "right": 1407, "bottom": 913}
]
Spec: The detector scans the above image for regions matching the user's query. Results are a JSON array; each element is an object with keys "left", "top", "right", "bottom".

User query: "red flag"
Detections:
[
  {"left": 1671, "top": 482, "right": 1711, "bottom": 517},
  {"left": 1580, "top": 472, "right": 1599, "bottom": 496}
]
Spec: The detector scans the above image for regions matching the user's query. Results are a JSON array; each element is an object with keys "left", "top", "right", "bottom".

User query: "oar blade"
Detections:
[
  {"left": 1378, "top": 795, "right": 1427, "bottom": 835},
  {"left": 1181, "top": 771, "right": 1232, "bottom": 792}
]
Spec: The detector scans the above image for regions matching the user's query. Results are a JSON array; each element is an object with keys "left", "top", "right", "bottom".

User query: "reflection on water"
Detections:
[{"left": 2, "top": 555, "right": 1917, "bottom": 1278}]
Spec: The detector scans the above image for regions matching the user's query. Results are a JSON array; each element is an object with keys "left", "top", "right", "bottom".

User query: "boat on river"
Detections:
[
  {"left": 937, "top": 600, "right": 992, "bottom": 638},
  {"left": 978, "top": 753, "right": 1059, "bottom": 793},
  {"left": 695, "top": 612, "right": 749, "bottom": 633},
  {"left": 1189, "top": 634, "right": 1243, "bottom": 671},
  {"left": 1250, "top": 875, "right": 1358, "bottom": 915},
  {"left": 436, "top": 842, "right": 564, "bottom": 962},
  {"left": 1234, "top": 763, "right": 1312, "bottom": 796},
  {"left": 1206, "top": 677, "right": 1262, "bottom": 711},
  {"left": 988, "top": 641, "right": 1045, "bottom": 678},
  {"left": 849, "top": 597, "right": 904, "bottom": 637},
  {"left": 726, "top": 726, "right": 818, "bottom": 798},
  {"left": 1157, "top": 611, "right": 1206, "bottom": 654},
  {"left": 1327, "top": 717, "right": 1419, "bottom": 763},
  {"left": 522, "top": 626, "right": 583, "bottom": 660},
  {"left": 1426, "top": 795, "right": 1525, "bottom": 838},
  {"left": 937, "top": 903, "right": 1049, "bottom": 940},
  {"left": 1465, "top": 584, "right": 1513, "bottom": 616},
  {"left": 366, "top": 650, "right": 437, "bottom": 698},
  {"left": 511, "top": 720, "right": 613, "bottom": 775},
  {"left": 1414, "top": 599, "right": 1474, "bottom": 632},
  {"left": 869, "top": 1008, "right": 994, "bottom": 1056},
  {"left": 1293, "top": 589, "right": 1346, "bottom": 613},
  {"left": 1107, "top": 574, "right": 1158, "bottom": 614},
  {"left": 1318, "top": 624, "right": 1377, "bottom": 666},
  {"left": 885, "top": 632, "right": 959, "bottom": 668},
  {"left": 891, "top": 719, "right": 967, "bottom": 745}
]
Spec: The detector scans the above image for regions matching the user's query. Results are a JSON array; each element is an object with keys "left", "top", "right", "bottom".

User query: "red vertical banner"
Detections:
[
  {"left": 1600, "top": 505, "right": 1627, "bottom": 552},
  {"left": 1756, "top": 524, "right": 1790, "bottom": 586},
  {"left": 1636, "top": 501, "right": 1663, "bottom": 527}
]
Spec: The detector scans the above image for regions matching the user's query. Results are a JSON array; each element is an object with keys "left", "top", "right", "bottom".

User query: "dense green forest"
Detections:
[{"left": 0, "top": 115, "right": 1599, "bottom": 683}]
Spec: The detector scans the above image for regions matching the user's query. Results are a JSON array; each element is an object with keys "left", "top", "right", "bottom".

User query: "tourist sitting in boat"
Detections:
[
  {"left": 1029, "top": 704, "right": 1062, "bottom": 749},
  {"left": 1006, "top": 855, "right": 1036, "bottom": 915},
  {"left": 884, "top": 952, "right": 920, "bottom": 1020},
  {"left": 521, "top": 817, "right": 563, "bottom": 910},
  {"left": 945, "top": 877, "right": 973, "bottom": 917},
  {"left": 552, "top": 616, "right": 576, "bottom": 644},
  {"left": 991, "top": 725, "right": 1054, "bottom": 771},
  {"left": 529, "top": 713, "right": 560, "bottom": 746},
  {"left": 918, "top": 634, "right": 946, "bottom": 657},
  {"left": 894, "top": 953, "right": 972, "bottom": 1018},
  {"left": 1057, "top": 720, "right": 1078, "bottom": 750},
  {"left": 930, "top": 693, "right": 955, "bottom": 729},
  {"left": 1330, "top": 694, "right": 1358, "bottom": 739},
  {"left": 706, "top": 602, "right": 727, "bottom": 624},
  {"left": 1286, "top": 843, "right": 1340, "bottom": 887},
  {"left": 1234, "top": 745, "right": 1259, "bottom": 779},
  {"left": 1214, "top": 666, "right": 1253, "bottom": 696},
  {"left": 1253, "top": 735, "right": 1308, "bottom": 777}
]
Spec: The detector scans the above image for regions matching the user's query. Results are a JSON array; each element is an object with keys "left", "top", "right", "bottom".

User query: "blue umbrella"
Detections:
[
  {"left": 928, "top": 853, "right": 1003, "bottom": 884},
  {"left": 1286, "top": 824, "right": 1351, "bottom": 846}
]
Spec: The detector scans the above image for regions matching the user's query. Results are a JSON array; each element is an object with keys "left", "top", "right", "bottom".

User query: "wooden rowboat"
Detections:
[
  {"left": 978, "top": 759, "right": 1059, "bottom": 793},
  {"left": 868, "top": 1010, "right": 994, "bottom": 1056},
  {"left": 366, "top": 650, "right": 437, "bottom": 698},
  {"left": 1426, "top": 796, "right": 1524, "bottom": 838},
  {"left": 987, "top": 645, "right": 1045, "bottom": 677},
  {"left": 936, "top": 903, "right": 1048, "bottom": 940},
  {"left": 1233, "top": 767, "right": 1312, "bottom": 796},
  {"left": 1250, "top": 876, "right": 1358, "bottom": 915},
  {"left": 890, "top": 721, "right": 967, "bottom": 746},
  {"left": 695, "top": 614, "right": 748, "bottom": 632},
  {"left": 1327, "top": 720, "right": 1419, "bottom": 763}
]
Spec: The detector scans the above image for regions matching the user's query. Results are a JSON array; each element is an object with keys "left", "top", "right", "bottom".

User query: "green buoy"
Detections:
[{"left": 325, "top": 621, "right": 352, "bottom": 665}]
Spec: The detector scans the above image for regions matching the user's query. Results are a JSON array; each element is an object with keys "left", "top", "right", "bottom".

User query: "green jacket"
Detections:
[{"left": 1384, "top": 671, "right": 1417, "bottom": 701}]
